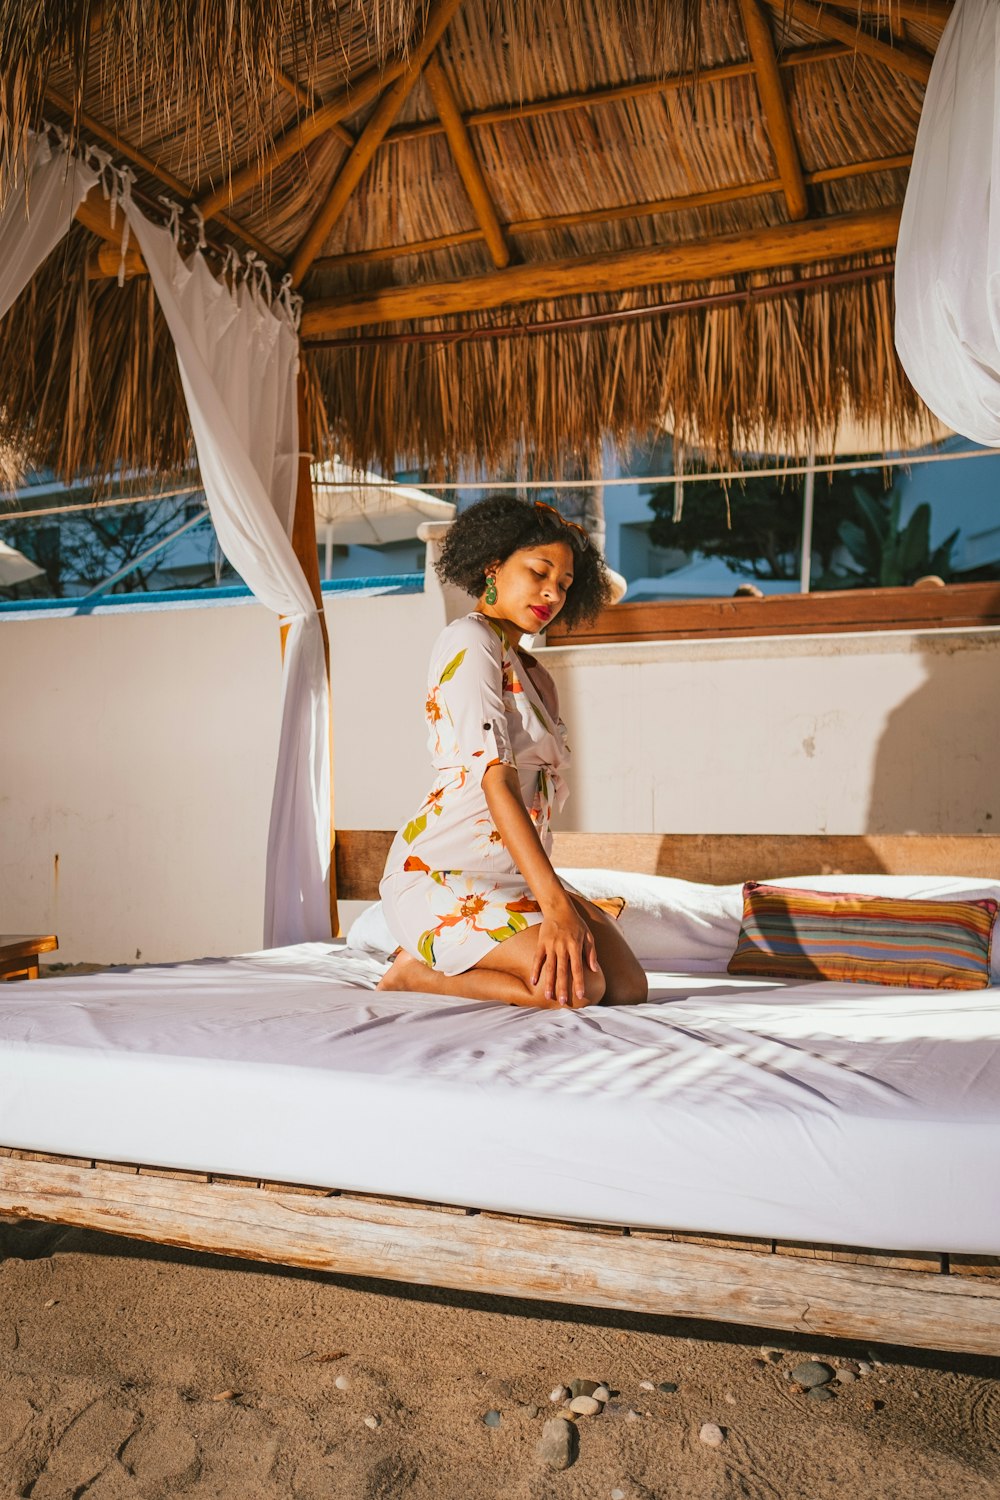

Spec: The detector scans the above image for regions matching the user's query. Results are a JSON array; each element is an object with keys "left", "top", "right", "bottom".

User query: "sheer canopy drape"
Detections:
[
  {"left": 895, "top": 0, "right": 1000, "bottom": 443},
  {"left": 125, "top": 201, "right": 332, "bottom": 947},
  {"left": 0, "top": 132, "right": 97, "bottom": 319}
]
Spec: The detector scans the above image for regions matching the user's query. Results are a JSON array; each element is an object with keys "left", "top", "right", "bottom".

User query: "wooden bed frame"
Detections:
[{"left": 3, "top": 832, "right": 1000, "bottom": 1356}]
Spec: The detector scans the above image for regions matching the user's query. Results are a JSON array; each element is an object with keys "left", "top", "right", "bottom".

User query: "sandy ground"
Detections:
[{"left": 1, "top": 1214, "right": 999, "bottom": 1500}]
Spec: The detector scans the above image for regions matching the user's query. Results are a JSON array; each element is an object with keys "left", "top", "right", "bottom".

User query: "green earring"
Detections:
[{"left": 484, "top": 575, "right": 498, "bottom": 605}]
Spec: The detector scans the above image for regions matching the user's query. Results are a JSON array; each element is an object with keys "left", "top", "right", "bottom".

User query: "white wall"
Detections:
[{"left": 2, "top": 593, "right": 997, "bottom": 965}]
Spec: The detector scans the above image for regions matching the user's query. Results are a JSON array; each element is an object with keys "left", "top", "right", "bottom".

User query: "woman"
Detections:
[{"left": 378, "top": 494, "right": 648, "bottom": 1010}]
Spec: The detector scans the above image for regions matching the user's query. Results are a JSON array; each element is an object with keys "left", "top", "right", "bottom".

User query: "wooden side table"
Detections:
[{"left": 0, "top": 935, "right": 59, "bottom": 981}]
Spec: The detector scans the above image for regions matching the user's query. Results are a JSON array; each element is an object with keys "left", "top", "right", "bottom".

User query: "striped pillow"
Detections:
[{"left": 727, "top": 883, "right": 997, "bottom": 990}]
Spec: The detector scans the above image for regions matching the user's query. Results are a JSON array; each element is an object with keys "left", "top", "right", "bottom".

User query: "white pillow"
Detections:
[
  {"left": 345, "top": 871, "right": 1000, "bottom": 980},
  {"left": 345, "top": 901, "right": 397, "bottom": 959},
  {"left": 556, "top": 867, "right": 743, "bottom": 968}
]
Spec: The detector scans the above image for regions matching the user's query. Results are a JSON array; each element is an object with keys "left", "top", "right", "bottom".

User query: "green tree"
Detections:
[
  {"left": 826, "top": 486, "right": 958, "bottom": 588},
  {"left": 646, "top": 470, "right": 858, "bottom": 581}
]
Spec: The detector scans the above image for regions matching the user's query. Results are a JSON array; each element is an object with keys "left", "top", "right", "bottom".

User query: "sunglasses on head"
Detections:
[{"left": 533, "top": 500, "right": 590, "bottom": 551}]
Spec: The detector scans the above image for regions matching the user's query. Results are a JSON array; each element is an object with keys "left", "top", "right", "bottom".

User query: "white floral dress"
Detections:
[{"left": 380, "top": 611, "right": 573, "bottom": 976}]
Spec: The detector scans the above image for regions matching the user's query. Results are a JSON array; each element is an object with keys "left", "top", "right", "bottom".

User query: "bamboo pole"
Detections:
[
  {"left": 738, "top": 0, "right": 808, "bottom": 221},
  {"left": 273, "top": 69, "right": 356, "bottom": 148},
  {"left": 290, "top": 0, "right": 466, "bottom": 285},
  {"left": 313, "top": 152, "right": 911, "bottom": 270},
  {"left": 300, "top": 204, "right": 902, "bottom": 335},
  {"left": 45, "top": 86, "right": 282, "bottom": 265},
  {"left": 285, "top": 372, "right": 338, "bottom": 935},
  {"left": 423, "top": 54, "right": 510, "bottom": 269},
  {"left": 197, "top": 57, "right": 409, "bottom": 221},
  {"left": 768, "top": 0, "right": 933, "bottom": 82},
  {"left": 381, "top": 45, "right": 850, "bottom": 147}
]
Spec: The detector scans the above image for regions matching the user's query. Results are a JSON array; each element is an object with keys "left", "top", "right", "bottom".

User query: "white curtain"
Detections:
[
  {"left": 125, "top": 201, "right": 332, "bottom": 947},
  {"left": 895, "top": 0, "right": 1000, "bottom": 443},
  {"left": 0, "top": 131, "right": 98, "bottom": 319}
]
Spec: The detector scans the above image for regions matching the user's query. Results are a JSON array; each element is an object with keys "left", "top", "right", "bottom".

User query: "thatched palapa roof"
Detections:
[{"left": 0, "top": 0, "right": 950, "bottom": 484}]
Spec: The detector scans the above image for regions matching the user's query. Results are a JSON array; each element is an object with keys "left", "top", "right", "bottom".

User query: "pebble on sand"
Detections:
[
  {"left": 835, "top": 1369, "right": 857, "bottom": 1385},
  {"left": 536, "top": 1417, "right": 579, "bottom": 1471},
  {"left": 593, "top": 1385, "right": 611, "bottom": 1402},
  {"left": 483, "top": 1409, "right": 502, "bottom": 1428},
  {"left": 808, "top": 1387, "right": 836, "bottom": 1404},
  {"left": 657, "top": 1381, "right": 678, "bottom": 1394},
  {"left": 638, "top": 1380, "right": 655, "bottom": 1392},
  {"left": 363, "top": 1414, "right": 381, "bottom": 1430},
  {"left": 569, "top": 1378, "right": 602, "bottom": 1398},
  {"left": 611, "top": 1489, "right": 626, "bottom": 1499},
  {"left": 550, "top": 1385, "right": 571, "bottom": 1404},
  {"left": 699, "top": 1422, "right": 726, "bottom": 1448},
  {"left": 334, "top": 1375, "right": 352, "bottom": 1392},
  {"left": 790, "top": 1360, "right": 835, "bottom": 1389},
  {"left": 761, "top": 1347, "right": 785, "bottom": 1363},
  {"left": 569, "top": 1395, "right": 602, "bottom": 1416}
]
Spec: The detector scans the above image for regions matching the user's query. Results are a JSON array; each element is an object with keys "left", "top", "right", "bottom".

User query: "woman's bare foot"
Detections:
[{"left": 377, "top": 950, "right": 448, "bottom": 993}]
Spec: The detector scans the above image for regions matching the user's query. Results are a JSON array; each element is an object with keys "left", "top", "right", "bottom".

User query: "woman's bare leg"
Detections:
[
  {"left": 568, "top": 896, "right": 648, "bottom": 1005},
  {"left": 378, "top": 922, "right": 605, "bottom": 1008}
]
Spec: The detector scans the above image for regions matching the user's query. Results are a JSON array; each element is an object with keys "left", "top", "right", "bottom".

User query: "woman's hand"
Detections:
[{"left": 532, "top": 898, "right": 600, "bottom": 1007}]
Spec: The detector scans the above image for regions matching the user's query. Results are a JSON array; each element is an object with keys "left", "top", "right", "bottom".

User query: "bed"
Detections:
[{"left": 3, "top": 832, "right": 1000, "bottom": 1356}]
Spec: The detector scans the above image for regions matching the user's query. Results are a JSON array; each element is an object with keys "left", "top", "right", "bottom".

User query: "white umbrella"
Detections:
[
  {"left": 312, "top": 457, "right": 454, "bottom": 547},
  {"left": 0, "top": 537, "right": 44, "bottom": 587}
]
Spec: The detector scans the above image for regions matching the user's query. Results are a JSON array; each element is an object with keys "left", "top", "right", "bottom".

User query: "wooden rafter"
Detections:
[
  {"left": 739, "top": 0, "right": 808, "bottom": 221},
  {"left": 45, "top": 85, "right": 282, "bottom": 265},
  {"left": 768, "top": 0, "right": 933, "bottom": 82},
  {"left": 273, "top": 69, "right": 355, "bottom": 149},
  {"left": 289, "top": 0, "right": 466, "bottom": 286},
  {"left": 300, "top": 204, "right": 901, "bottom": 336},
  {"left": 382, "top": 44, "right": 849, "bottom": 148},
  {"left": 422, "top": 54, "right": 510, "bottom": 269},
  {"left": 858, "top": 0, "right": 952, "bottom": 24},
  {"left": 197, "top": 57, "right": 408, "bottom": 222},
  {"left": 312, "top": 152, "right": 912, "bottom": 270}
]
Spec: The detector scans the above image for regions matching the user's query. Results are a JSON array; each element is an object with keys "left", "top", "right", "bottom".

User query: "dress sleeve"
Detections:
[{"left": 431, "top": 618, "right": 516, "bottom": 785}]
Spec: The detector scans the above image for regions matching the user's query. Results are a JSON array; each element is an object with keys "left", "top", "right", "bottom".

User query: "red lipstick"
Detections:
[{"left": 529, "top": 606, "right": 551, "bottom": 622}]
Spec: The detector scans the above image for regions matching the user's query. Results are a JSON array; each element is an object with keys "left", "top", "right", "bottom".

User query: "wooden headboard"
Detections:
[{"left": 334, "top": 832, "right": 1000, "bottom": 902}]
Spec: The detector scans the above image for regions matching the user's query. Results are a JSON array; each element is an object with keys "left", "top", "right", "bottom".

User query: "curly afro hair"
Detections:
[{"left": 436, "top": 494, "right": 614, "bottom": 628}]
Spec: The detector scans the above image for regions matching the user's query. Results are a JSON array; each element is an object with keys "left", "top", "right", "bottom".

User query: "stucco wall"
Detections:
[{"left": 2, "top": 593, "right": 997, "bottom": 964}]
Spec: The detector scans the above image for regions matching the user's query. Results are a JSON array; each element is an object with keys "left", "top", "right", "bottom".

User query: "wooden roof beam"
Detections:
[
  {"left": 422, "top": 54, "right": 510, "bottom": 269},
  {"left": 739, "top": 0, "right": 808, "bottom": 221},
  {"left": 858, "top": 1, "right": 952, "bottom": 24},
  {"left": 45, "top": 85, "right": 283, "bottom": 265},
  {"left": 290, "top": 0, "right": 466, "bottom": 286},
  {"left": 197, "top": 57, "right": 409, "bottom": 222},
  {"left": 381, "top": 44, "right": 849, "bottom": 148},
  {"left": 274, "top": 69, "right": 356, "bottom": 149},
  {"left": 312, "top": 152, "right": 911, "bottom": 270},
  {"left": 767, "top": 0, "right": 933, "bottom": 83},
  {"left": 300, "top": 204, "right": 901, "bottom": 336}
]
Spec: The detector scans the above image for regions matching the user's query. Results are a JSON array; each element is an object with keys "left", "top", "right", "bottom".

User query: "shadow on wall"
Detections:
[{"left": 867, "top": 637, "right": 999, "bottom": 835}]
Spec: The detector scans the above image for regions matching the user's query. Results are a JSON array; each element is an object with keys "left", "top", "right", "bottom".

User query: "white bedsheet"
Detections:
[{"left": 2, "top": 944, "right": 999, "bottom": 1253}]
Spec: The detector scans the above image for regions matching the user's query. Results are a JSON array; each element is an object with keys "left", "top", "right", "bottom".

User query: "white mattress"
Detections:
[{"left": 2, "top": 943, "right": 999, "bottom": 1254}]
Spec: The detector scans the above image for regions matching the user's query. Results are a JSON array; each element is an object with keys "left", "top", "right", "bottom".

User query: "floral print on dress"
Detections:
[{"left": 379, "top": 612, "right": 573, "bottom": 977}]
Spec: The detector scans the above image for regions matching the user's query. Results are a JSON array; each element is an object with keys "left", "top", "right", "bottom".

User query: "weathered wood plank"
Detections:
[
  {"left": 633, "top": 1228, "right": 772, "bottom": 1253},
  {"left": 774, "top": 1240, "right": 942, "bottom": 1273},
  {"left": 2, "top": 1157, "right": 999, "bottom": 1355},
  {"left": 950, "top": 1255, "right": 1000, "bottom": 1279},
  {"left": 546, "top": 580, "right": 1000, "bottom": 645},
  {"left": 335, "top": 830, "right": 1000, "bottom": 900}
]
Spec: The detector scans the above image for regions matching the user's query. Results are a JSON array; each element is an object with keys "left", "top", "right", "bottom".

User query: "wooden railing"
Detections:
[{"left": 546, "top": 580, "right": 1000, "bottom": 646}]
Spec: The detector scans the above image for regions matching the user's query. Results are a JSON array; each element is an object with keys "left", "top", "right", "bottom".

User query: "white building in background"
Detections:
[{"left": 4, "top": 437, "right": 1000, "bottom": 601}]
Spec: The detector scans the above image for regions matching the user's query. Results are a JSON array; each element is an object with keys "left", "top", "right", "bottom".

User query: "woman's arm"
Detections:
[{"left": 483, "top": 764, "right": 598, "bottom": 1006}]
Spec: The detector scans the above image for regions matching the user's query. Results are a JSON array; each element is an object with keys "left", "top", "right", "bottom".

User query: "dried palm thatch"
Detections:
[{"left": 0, "top": 0, "right": 951, "bottom": 485}]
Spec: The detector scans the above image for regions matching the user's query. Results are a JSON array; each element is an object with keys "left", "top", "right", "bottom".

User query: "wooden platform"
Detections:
[
  {"left": 4, "top": 831, "right": 999, "bottom": 1355},
  {"left": 2, "top": 1148, "right": 999, "bottom": 1356}
]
